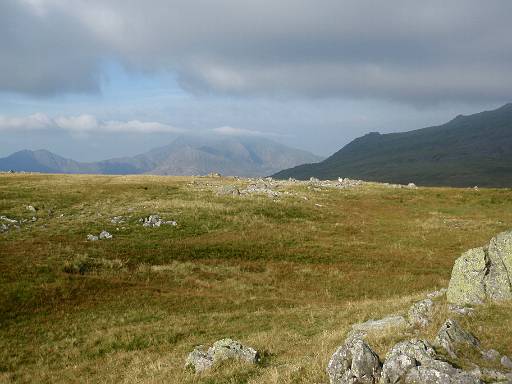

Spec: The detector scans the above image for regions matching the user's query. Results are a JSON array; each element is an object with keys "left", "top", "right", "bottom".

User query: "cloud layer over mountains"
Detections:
[{"left": 3, "top": 0, "right": 512, "bottom": 104}]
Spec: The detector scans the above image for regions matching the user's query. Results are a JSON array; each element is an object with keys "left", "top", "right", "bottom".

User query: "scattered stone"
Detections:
[
  {"left": 327, "top": 337, "right": 381, "bottom": 384},
  {"left": 0, "top": 216, "right": 20, "bottom": 232},
  {"left": 481, "top": 349, "right": 501, "bottom": 361},
  {"left": 185, "top": 338, "right": 259, "bottom": 373},
  {"left": 111, "top": 216, "right": 125, "bottom": 224},
  {"left": 408, "top": 298, "right": 435, "bottom": 327},
  {"left": 208, "top": 172, "right": 222, "bottom": 177},
  {"left": 217, "top": 185, "right": 240, "bottom": 196},
  {"left": 501, "top": 355, "right": 512, "bottom": 370},
  {"left": 87, "top": 234, "right": 99, "bottom": 241},
  {"left": 434, "top": 319, "right": 480, "bottom": 359},
  {"left": 310, "top": 177, "right": 320, "bottom": 183},
  {"left": 352, "top": 315, "right": 407, "bottom": 333},
  {"left": 26, "top": 205, "right": 36, "bottom": 212},
  {"left": 447, "top": 231, "right": 512, "bottom": 306},
  {"left": 141, "top": 215, "right": 177, "bottom": 228},
  {"left": 99, "top": 230, "right": 112, "bottom": 240}
]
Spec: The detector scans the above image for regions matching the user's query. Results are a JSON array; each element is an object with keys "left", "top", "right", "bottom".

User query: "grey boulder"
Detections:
[
  {"left": 327, "top": 337, "right": 382, "bottom": 384},
  {"left": 447, "top": 231, "right": 512, "bottom": 306},
  {"left": 434, "top": 320, "right": 480, "bottom": 359},
  {"left": 185, "top": 338, "right": 259, "bottom": 373}
]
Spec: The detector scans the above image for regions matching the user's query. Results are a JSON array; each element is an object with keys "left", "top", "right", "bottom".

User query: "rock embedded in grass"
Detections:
[
  {"left": 185, "top": 338, "right": 259, "bottom": 373},
  {"left": 408, "top": 298, "right": 435, "bottom": 327},
  {"left": 434, "top": 319, "right": 480, "bottom": 359},
  {"left": 327, "top": 336, "right": 381, "bottom": 384},
  {"left": 447, "top": 231, "right": 512, "bottom": 305},
  {"left": 380, "top": 339, "right": 481, "bottom": 384},
  {"left": 99, "top": 230, "right": 112, "bottom": 240},
  {"left": 141, "top": 215, "right": 177, "bottom": 228}
]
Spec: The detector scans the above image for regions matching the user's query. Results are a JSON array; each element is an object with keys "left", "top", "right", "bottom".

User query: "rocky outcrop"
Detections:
[
  {"left": 447, "top": 231, "right": 512, "bottom": 305},
  {"left": 327, "top": 336, "right": 382, "bottom": 384},
  {"left": 185, "top": 338, "right": 259, "bottom": 373}
]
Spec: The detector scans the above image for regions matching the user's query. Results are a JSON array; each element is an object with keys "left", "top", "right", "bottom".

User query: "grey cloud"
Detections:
[{"left": 2, "top": 0, "right": 512, "bottom": 103}]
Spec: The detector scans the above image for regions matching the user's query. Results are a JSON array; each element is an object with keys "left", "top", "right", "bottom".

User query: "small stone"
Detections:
[
  {"left": 26, "top": 205, "right": 36, "bottom": 212},
  {"left": 87, "top": 234, "right": 99, "bottom": 241},
  {"left": 217, "top": 185, "right": 240, "bottom": 196},
  {"left": 501, "top": 355, "right": 512, "bottom": 370},
  {"left": 407, "top": 183, "right": 417, "bottom": 189},
  {"left": 184, "top": 339, "right": 259, "bottom": 374},
  {"left": 481, "top": 349, "right": 501, "bottom": 361},
  {"left": 99, "top": 230, "right": 112, "bottom": 240}
]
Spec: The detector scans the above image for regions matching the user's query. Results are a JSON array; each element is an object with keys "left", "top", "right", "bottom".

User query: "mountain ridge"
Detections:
[
  {"left": 273, "top": 103, "right": 512, "bottom": 187},
  {"left": 0, "top": 135, "right": 322, "bottom": 177}
]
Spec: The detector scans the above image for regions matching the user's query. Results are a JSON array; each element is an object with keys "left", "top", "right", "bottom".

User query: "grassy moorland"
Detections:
[{"left": 1, "top": 173, "right": 512, "bottom": 383}]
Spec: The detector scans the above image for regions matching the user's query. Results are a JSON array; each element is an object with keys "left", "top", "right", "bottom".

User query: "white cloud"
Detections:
[
  {"left": 0, "top": 113, "right": 183, "bottom": 133},
  {"left": 211, "top": 126, "right": 282, "bottom": 137}
]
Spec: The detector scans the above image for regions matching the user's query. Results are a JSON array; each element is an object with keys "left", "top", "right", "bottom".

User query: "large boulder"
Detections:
[
  {"left": 327, "top": 337, "right": 382, "bottom": 384},
  {"left": 447, "top": 231, "right": 512, "bottom": 306},
  {"left": 185, "top": 338, "right": 259, "bottom": 373}
]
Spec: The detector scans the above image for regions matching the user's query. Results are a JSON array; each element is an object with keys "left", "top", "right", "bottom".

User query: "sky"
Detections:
[{"left": 1, "top": 0, "right": 511, "bottom": 161}]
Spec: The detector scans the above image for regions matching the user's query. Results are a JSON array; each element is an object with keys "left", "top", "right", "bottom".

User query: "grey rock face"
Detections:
[
  {"left": 327, "top": 337, "right": 382, "bottom": 384},
  {"left": 185, "top": 346, "right": 214, "bottom": 373},
  {"left": 185, "top": 338, "right": 259, "bottom": 373},
  {"left": 209, "top": 338, "right": 259, "bottom": 364},
  {"left": 434, "top": 320, "right": 480, "bottom": 359},
  {"left": 352, "top": 316, "right": 407, "bottom": 333},
  {"left": 447, "top": 231, "right": 512, "bottom": 306},
  {"left": 380, "top": 339, "right": 481, "bottom": 384},
  {"left": 408, "top": 299, "right": 435, "bottom": 328}
]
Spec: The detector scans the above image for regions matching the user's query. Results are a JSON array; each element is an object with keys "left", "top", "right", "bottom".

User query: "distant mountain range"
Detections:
[
  {"left": 274, "top": 103, "right": 512, "bottom": 187},
  {"left": 0, "top": 135, "right": 322, "bottom": 177}
]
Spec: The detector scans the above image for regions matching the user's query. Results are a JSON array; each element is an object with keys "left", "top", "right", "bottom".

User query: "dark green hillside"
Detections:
[{"left": 274, "top": 104, "right": 512, "bottom": 187}]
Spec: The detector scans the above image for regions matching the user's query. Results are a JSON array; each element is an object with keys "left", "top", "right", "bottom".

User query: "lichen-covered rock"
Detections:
[
  {"left": 447, "top": 231, "right": 512, "bottom": 306},
  {"left": 408, "top": 299, "right": 435, "bottom": 327},
  {"left": 184, "top": 338, "right": 259, "bottom": 373},
  {"left": 434, "top": 320, "right": 480, "bottom": 359},
  {"left": 185, "top": 346, "right": 214, "bottom": 373},
  {"left": 208, "top": 338, "right": 259, "bottom": 364},
  {"left": 405, "top": 367, "right": 480, "bottom": 384},
  {"left": 447, "top": 247, "right": 487, "bottom": 305},
  {"left": 380, "top": 339, "right": 481, "bottom": 384},
  {"left": 327, "top": 337, "right": 382, "bottom": 384},
  {"left": 485, "top": 232, "right": 512, "bottom": 302}
]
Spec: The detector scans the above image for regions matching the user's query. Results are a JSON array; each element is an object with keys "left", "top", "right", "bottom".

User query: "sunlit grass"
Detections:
[{"left": 1, "top": 173, "right": 511, "bottom": 383}]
